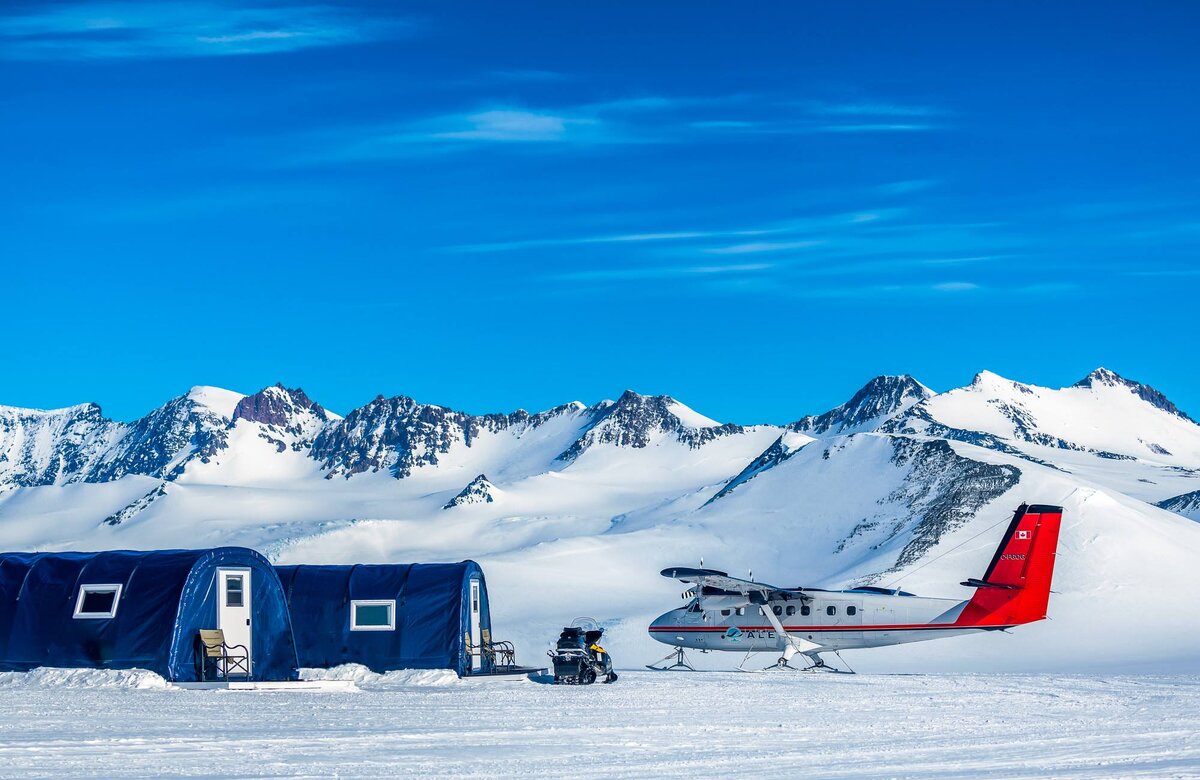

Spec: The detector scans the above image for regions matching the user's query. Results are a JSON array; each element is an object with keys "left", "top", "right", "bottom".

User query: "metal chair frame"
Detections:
[{"left": 196, "top": 629, "right": 250, "bottom": 681}]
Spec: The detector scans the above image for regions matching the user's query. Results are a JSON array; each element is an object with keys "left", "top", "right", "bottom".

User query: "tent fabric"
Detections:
[
  {"left": 276, "top": 561, "right": 491, "bottom": 677},
  {"left": 0, "top": 547, "right": 298, "bottom": 682}
]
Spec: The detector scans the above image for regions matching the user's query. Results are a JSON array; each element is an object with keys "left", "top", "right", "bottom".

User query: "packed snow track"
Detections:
[{"left": 0, "top": 670, "right": 1197, "bottom": 778}]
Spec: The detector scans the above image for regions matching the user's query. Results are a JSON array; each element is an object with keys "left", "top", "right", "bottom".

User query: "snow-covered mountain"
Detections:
[
  {"left": 1158, "top": 489, "right": 1200, "bottom": 521},
  {"left": 443, "top": 474, "right": 501, "bottom": 508},
  {"left": 790, "top": 374, "right": 933, "bottom": 435},
  {"left": 0, "top": 386, "right": 240, "bottom": 487},
  {"left": 0, "top": 368, "right": 1198, "bottom": 672}
]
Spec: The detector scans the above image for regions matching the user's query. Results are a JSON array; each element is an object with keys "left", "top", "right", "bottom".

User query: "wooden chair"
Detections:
[{"left": 197, "top": 629, "right": 249, "bottom": 680}]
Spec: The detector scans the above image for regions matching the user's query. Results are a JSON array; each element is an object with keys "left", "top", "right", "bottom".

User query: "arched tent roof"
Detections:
[
  {"left": 276, "top": 561, "right": 490, "bottom": 677},
  {"left": 0, "top": 547, "right": 297, "bottom": 682}
]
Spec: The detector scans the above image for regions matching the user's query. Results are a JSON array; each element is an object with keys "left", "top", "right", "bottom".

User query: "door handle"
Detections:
[{"left": 246, "top": 619, "right": 251, "bottom": 626}]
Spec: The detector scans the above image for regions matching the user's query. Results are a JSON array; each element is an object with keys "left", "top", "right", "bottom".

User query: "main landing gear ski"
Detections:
[{"left": 645, "top": 646, "right": 696, "bottom": 671}]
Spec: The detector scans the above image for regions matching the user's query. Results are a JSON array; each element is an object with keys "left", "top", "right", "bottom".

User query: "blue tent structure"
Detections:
[
  {"left": 275, "top": 561, "right": 492, "bottom": 677},
  {"left": 0, "top": 547, "right": 298, "bottom": 682}
]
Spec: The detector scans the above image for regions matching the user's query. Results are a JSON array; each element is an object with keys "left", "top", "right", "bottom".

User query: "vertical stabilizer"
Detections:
[{"left": 955, "top": 503, "right": 1063, "bottom": 627}]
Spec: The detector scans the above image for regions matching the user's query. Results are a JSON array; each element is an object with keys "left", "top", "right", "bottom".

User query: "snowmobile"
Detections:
[{"left": 549, "top": 618, "right": 618, "bottom": 684}]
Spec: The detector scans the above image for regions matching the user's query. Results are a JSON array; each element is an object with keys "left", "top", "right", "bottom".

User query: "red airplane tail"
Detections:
[{"left": 954, "top": 503, "right": 1063, "bottom": 628}]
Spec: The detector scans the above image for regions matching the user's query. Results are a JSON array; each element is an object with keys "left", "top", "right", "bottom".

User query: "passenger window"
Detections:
[
  {"left": 786, "top": 606, "right": 796, "bottom": 616},
  {"left": 721, "top": 609, "right": 731, "bottom": 617},
  {"left": 800, "top": 605, "right": 810, "bottom": 616},
  {"left": 772, "top": 606, "right": 783, "bottom": 616},
  {"left": 826, "top": 606, "right": 837, "bottom": 616},
  {"left": 847, "top": 606, "right": 858, "bottom": 616},
  {"left": 736, "top": 607, "right": 745, "bottom": 616}
]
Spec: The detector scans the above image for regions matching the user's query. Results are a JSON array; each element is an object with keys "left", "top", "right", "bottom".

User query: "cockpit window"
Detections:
[{"left": 687, "top": 601, "right": 702, "bottom": 613}]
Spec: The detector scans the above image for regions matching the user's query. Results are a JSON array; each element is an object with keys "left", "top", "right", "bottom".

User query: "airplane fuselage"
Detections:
[{"left": 649, "top": 588, "right": 1004, "bottom": 653}]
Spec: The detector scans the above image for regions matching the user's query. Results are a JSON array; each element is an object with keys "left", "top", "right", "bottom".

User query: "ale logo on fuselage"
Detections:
[{"left": 724, "top": 627, "right": 744, "bottom": 641}]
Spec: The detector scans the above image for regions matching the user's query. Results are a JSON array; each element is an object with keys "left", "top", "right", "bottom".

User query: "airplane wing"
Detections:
[{"left": 659, "top": 567, "right": 808, "bottom": 603}]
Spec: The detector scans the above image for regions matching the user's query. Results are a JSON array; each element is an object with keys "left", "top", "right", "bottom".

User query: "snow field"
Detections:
[{"left": 0, "top": 671, "right": 1196, "bottom": 778}]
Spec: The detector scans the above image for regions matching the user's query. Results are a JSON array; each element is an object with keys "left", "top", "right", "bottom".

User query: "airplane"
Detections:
[{"left": 647, "top": 503, "right": 1063, "bottom": 672}]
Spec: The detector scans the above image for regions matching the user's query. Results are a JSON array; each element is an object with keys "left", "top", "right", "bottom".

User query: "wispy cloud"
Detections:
[
  {"left": 0, "top": 2, "right": 405, "bottom": 60},
  {"left": 879, "top": 179, "right": 940, "bottom": 195},
  {"left": 444, "top": 227, "right": 776, "bottom": 254},
  {"left": 1124, "top": 268, "right": 1200, "bottom": 277},
  {"left": 319, "top": 91, "right": 950, "bottom": 159},
  {"left": 549, "top": 262, "right": 773, "bottom": 282},
  {"left": 805, "top": 101, "right": 948, "bottom": 117},
  {"left": 430, "top": 110, "right": 597, "bottom": 143},
  {"left": 704, "top": 241, "right": 821, "bottom": 255},
  {"left": 816, "top": 123, "right": 937, "bottom": 133},
  {"left": 932, "top": 281, "right": 980, "bottom": 292}
]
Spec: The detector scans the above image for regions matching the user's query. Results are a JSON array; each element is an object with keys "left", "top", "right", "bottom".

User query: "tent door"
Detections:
[
  {"left": 469, "top": 579, "right": 482, "bottom": 672},
  {"left": 218, "top": 568, "right": 253, "bottom": 676}
]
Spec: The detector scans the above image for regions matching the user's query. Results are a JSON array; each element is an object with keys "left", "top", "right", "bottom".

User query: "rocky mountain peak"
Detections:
[
  {"left": 1074, "top": 368, "right": 1194, "bottom": 422},
  {"left": 557, "top": 390, "right": 739, "bottom": 461},
  {"left": 442, "top": 474, "right": 500, "bottom": 508},
  {"left": 88, "top": 391, "right": 233, "bottom": 482},
  {"left": 229, "top": 384, "right": 332, "bottom": 453},
  {"left": 311, "top": 394, "right": 528, "bottom": 479},
  {"left": 791, "top": 374, "right": 932, "bottom": 435},
  {"left": 232, "top": 384, "right": 329, "bottom": 427}
]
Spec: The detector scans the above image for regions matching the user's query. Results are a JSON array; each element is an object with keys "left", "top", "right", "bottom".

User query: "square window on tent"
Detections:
[
  {"left": 74, "top": 584, "right": 122, "bottom": 619},
  {"left": 351, "top": 600, "right": 396, "bottom": 631}
]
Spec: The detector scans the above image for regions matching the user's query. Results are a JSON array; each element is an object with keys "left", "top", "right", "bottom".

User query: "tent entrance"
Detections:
[
  {"left": 218, "top": 568, "right": 253, "bottom": 676},
  {"left": 469, "top": 579, "right": 482, "bottom": 672}
]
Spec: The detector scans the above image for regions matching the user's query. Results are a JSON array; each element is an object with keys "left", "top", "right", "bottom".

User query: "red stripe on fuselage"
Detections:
[{"left": 649, "top": 623, "right": 1008, "bottom": 633}]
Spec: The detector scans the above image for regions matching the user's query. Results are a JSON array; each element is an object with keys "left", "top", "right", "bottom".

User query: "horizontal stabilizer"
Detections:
[{"left": 960, "top": 578, "right": 1019, "bottom": 590}]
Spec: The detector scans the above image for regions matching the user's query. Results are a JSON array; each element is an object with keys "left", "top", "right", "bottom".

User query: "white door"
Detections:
[
  {"left": 469, "top": 579, "right": 482, "bottom": 671},
  {"left": 218, "top": 569, "right": 252, "bottom": 675}
]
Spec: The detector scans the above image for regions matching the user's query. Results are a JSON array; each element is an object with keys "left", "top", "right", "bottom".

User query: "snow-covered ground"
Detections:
[{"left": 0, "top": 670, "right": 1196, "bottom": 778}]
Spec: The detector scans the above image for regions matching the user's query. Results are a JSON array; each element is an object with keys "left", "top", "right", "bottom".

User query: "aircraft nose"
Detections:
[{"left": 647, "top": 609, "right": 676, "bottom": 642}]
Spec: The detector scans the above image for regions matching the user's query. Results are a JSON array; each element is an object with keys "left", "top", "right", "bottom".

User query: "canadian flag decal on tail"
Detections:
[{"left": 955, "top": 503, "right": 1063, "bottom": 628}]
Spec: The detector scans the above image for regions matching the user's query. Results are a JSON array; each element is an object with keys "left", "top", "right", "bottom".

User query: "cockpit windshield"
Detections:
[{"left": 686, "top": 599, "right": 702, "bottom": 613}]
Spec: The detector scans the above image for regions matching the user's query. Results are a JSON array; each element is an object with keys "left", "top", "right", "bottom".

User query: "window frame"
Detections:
[
  {"left": 224, "top": 574, "right": 245, "bottom": 608},
  {"left": 847, "top": 605, "right": 858, "bottom": 616},
  {"left": 73, "top": 584, "right": 123, "bottom": 619},
  {"left": 800, "top": 605, "right": 811, "bottom": 617},
  {"left": 350, "top": 599, "right": 397, "bottom": 632},
  {"left": 826, "top": 605, "right": 837, "bottom": 616}
]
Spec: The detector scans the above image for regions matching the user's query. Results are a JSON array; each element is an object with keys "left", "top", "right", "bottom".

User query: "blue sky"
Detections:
[{"left": 2, "top": 1, "right": 1198, "bottom": 423}]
